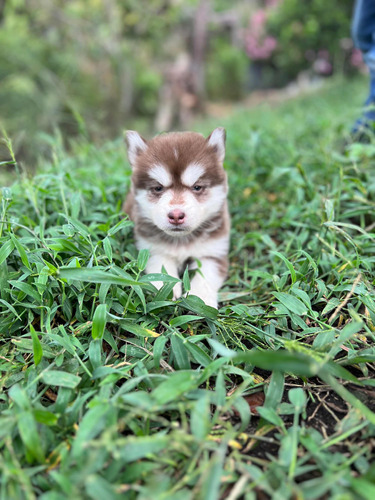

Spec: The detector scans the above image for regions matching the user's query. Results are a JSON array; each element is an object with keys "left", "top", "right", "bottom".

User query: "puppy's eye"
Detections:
[
  {"left": 193, "top": 185, "right": 203, "bottom": 192},
  {"left": 152, "top": 185, "right": 164, "bottom": 193}
]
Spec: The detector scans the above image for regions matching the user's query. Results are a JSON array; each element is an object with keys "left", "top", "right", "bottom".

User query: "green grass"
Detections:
[{"left": 1, "top": 77, "right": 375, "bottom": 499}]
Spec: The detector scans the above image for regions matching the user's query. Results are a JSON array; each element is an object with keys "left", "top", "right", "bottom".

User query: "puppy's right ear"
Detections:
[{"left": 125, "top": 131, "right": 148, "bottom": 167}]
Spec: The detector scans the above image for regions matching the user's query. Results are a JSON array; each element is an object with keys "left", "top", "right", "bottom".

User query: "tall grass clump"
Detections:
[{"left": 1, "top": 78, "right": 375, "bottom": 499}]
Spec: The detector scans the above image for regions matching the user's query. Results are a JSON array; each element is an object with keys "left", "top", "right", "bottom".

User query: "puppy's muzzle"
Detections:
[{"left": 168, "top": 209, "right": 185, "bottom": 225}]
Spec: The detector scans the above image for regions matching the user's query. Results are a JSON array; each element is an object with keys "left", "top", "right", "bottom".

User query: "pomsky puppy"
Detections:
[{"left": 123, "top": 128, "right": 230, "bottom": 308}]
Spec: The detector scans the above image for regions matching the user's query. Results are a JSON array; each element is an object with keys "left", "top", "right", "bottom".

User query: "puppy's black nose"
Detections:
[{"left": 168, "top": 209, "right": 185, "bottom": 225}]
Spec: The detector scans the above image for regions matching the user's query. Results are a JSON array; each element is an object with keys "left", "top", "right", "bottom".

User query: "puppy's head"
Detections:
[{"left": 125, "top": 128, "right": 227, "bottom": 236}]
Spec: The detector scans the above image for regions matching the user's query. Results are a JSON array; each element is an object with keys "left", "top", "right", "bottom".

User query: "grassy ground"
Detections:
[{"left": 1, "top": 77, "right": 375, "bottom": 499}]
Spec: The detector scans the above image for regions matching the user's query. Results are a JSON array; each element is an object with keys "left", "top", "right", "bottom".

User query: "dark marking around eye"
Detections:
[{"left": 192, "top": 185, "right": 206, "bottom": 194}]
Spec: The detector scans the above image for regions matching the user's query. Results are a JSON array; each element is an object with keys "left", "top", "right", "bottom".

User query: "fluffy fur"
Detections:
[{"left": 123, "top": 128, "right": 230, "bottom": 308}]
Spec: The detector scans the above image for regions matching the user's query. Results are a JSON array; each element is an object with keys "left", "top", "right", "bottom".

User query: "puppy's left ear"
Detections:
[
  {"left": 125, "top": 130, "right": 148, "bottom": 168},
  {"left": 207, "top": 127, "right": 226, "bottom": 163}
]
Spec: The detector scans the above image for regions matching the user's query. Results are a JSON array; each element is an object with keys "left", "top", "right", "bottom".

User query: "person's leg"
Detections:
[
  {"left": 352, "top": 0, "right": 375, "bottom": 54},
  {"left": 351, "top": 0, "right": 375, "bottom": 135}
]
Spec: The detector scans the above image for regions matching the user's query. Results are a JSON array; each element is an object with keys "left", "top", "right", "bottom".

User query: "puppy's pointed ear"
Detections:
[
  {"left": 207, "top": 127, "right": 226, "bottom": 163},
  {"left": 125, "top": 130, "right": 148, "bottom": 167}
]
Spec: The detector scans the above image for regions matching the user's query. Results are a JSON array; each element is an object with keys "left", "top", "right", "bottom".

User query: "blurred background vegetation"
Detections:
[{"left": 0, "top": 0, "right": 358, "bottom": 167}]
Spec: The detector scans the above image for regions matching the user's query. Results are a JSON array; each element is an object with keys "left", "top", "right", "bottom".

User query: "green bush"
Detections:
[
  {"left": 0, "top": 1, "right": 184, "bottom": 164},
  {"left": 206, "top": 38, "right": 248, "bottom": 100},
  {"left": 266, "top": 0, "right": 354, "bottom": 81}
]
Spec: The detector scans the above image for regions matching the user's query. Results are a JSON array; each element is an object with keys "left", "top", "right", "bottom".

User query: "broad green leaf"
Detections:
[
  {"left": 58, "top": 267, "right": 140, "bottom": 286},
  {"left": 63, "top": 216, "right": 91, "bottom": 238},
  {"left": 278, "top": 432, "right": 294, "bottom": 468},
  {"left": 328, "top": 321, "right": 363, "bottom": 357},
  {"left": 233, "top": 350, "right": 318, "bottom": 377},
  {"left": 139, "top": 273, "right": 180, "bottom": 284},
  {"left": 108, "top": 217, "right": 133, "bottom": 236},
  {"left": 321, "top": 298, "right": 340, "bottom": 316},
  {"left": 273, "top": 292, "right": 308, "bottom": 316},
  {"left": 33, "top": 409, "right": 58, "bottom": 426},
  {"left": 215, "top": 370, "right": 226, "bottom": 407},
  {"left": 133, "top": 284, "right": 147, "bottom": 313},
  {"left": 42, "top": 370, "right": 81, "bottom": 388},
  {"left": 10, "top": 234, "right": 30, "bottom": 269},
  {"left": 47, "top": 238, "right": 83, "bottom": 254},
  {"left": 137, "top": 248, "right": 149, "bottom": 271},
  {"left": 146, "top": 300, "right": 175, "bottom": 312},
  {"left": 207, "top": 338, "right": 236, "bottom": 358},
  {"left": 191, "top": 393, "right": 210, "bottom": 440},
  {"left": 264, "top": 371, "right": 284, "bottom": 409},
  {"left": 153, "top": 335, "right": 168, "bottom": 369},
  {"left": 99, "top": 282, "right": 111, "bottom": 304},
  {"left": 9, "top": 384, "right": 30, "bottom": 411},
  {"left": 17, "top": 411, "right": 45, "bottom": 462},
  {"left": 0, "top": 298, "right": 22, "bottom": 320},
  {"left": 153, "top": 282, "right": 176, "bottom": 301},
  {"left": 152, "top": 371, "right": 198, "bottom": 405},
  {"left": 89, "top": 339, "right": 102, "bottom": 370},
  {"left": 182, "top": 266, "right": 190, "bottom": 292},
  {"left": 0, "top": 239, "right": 14, "bottom": 266},
  {"left": 62, "top": 223, "right": 75, "bottom": 237},
  {"left": 349, "top": 478, "right": 375, "bottom": 500},
  {"left": 324, "top": 198, "right": 335, "bottom": 221},
  {"left": 116, "top": 319, "right": 160, "bottom": 338},
  {"left": 9, "top": 280, "right": 41, "bottom": 302},
  {"left": 102, "top": 237, "right": 113, "bottom": 262},
  {"left": 185, "top": 341, "right": 211, "bottom": 367},
  {"left": 30, "top": 325, "right": 43, "bottom": 366},
  {"left": 121, "top": 391, "right": 154, "bottom": 410},
  {"left": 72, "top": 405, "right": 110, "bottom": 458},
  {"left": 171, "top": 334, "right": 190, "bottom": 370},
  {"left": 85, "top": 475, "right": 122, "bottom": 500},
  {"left": 92, "top": 303, "right": 107, "bottom": 339},
  {"left": 288, "top": 387, "right": 306, "bottom": 411},
  {"left": 257, "top": 406, "right": 285, "bottom": 429},
  {"left": 201, "top": 444, "right": 227, "bottom": 500},
  {"left": 120, "top": 434, "right": 170, "bottom": 463},
  {"left": 122, "top": 462, "right": 160, "bottom": 483},
  {"left": 179, "top": 296, "right": 218, "bottom": 319},
  {"left": 11, "top": 338, "right": 56, "bottom": 358},
  {"left": 170, "top": 315, "right": 204, "bottom": 327},
  {"left": 231, "top": 395, "right": 251, "bottom": 431},
  {"left": 271, "top": 251, "right": 297, "bottom": 284}
]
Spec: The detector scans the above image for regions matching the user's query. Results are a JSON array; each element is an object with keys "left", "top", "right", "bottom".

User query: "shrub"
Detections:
[
  {"left": 206, "top": 38, "right": 249, "bottom": 100},
  {"left": 266, "top": 0, "right": 354, "bottom": 81}
]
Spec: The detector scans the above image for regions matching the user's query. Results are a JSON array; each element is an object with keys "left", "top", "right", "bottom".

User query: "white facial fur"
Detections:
[
  {"left": 181, "top": 163, "right": 205, "bottom": 187},
  {"left": 135, "top": 162, "right": 227, "bottom": 236},
  {"left": 148, "top": 164, "right": 172, "bottom": 187}
]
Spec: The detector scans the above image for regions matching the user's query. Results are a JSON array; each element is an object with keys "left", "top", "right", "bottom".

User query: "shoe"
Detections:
[{"left": 350, "top": 98, "right": 375, "bottom": 142}]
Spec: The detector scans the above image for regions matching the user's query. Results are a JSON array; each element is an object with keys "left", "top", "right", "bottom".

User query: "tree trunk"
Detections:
[{"left": 191, "top": 0, "right": 210, "bottom": 110}]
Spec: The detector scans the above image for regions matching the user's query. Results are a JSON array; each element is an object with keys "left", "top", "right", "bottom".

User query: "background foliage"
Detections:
[
  {"left": 266, "top": 0, "right": 355, "bottom": 83},
  {"left": 0, "top": 0, "right": 359, "bottom": 166}
]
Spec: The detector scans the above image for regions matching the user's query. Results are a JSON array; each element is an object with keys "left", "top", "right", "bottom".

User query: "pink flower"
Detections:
[
  {"left": 245, "top": 8, "right": 278, "bottom": 60},
  {"left": 313, "top": 58, "right": 332, "bottom": 75}
]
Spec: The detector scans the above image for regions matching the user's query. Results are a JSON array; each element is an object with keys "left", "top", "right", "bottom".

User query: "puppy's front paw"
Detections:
[
  {"left": 173, "top": 282, "right": 183, "bottom": 301},
  {"left": 199, "top": 294, "right": 218, "bottom": 309},
  {"left": 190, "top": 286, "right": 218, "bottom": 309}
]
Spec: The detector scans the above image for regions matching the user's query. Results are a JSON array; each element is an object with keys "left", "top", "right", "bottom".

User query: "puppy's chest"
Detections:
[{"left": 135, "top": 233, "right": 229, "bottom": 265}]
